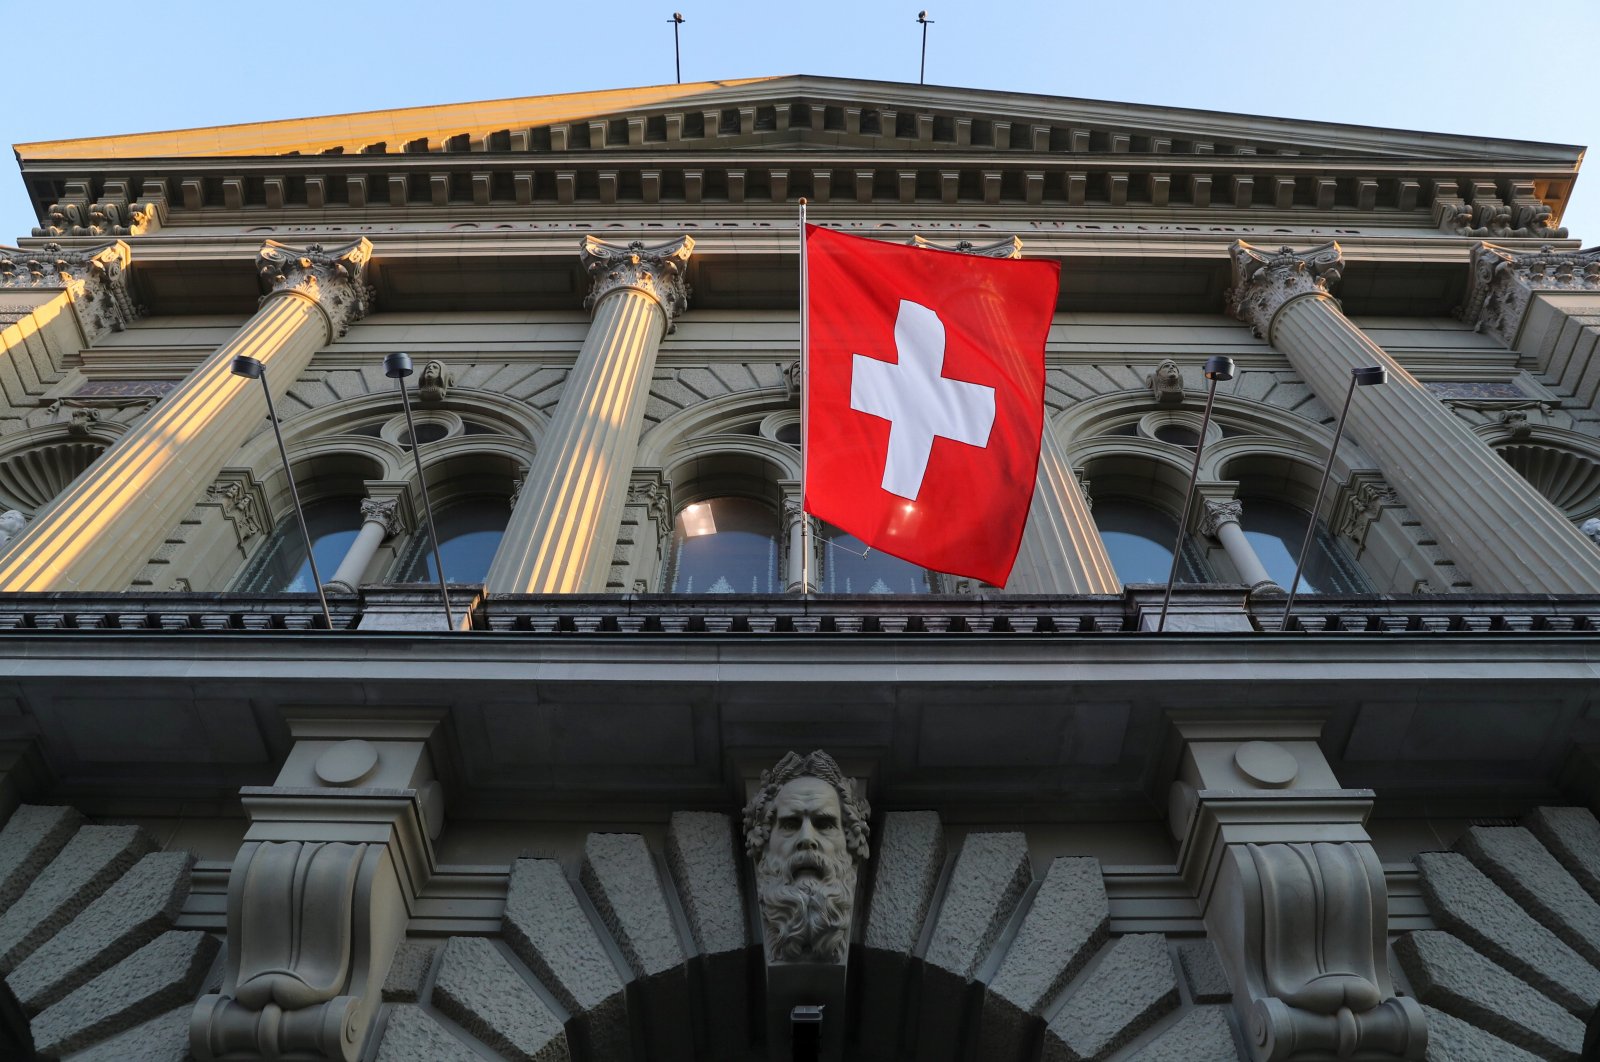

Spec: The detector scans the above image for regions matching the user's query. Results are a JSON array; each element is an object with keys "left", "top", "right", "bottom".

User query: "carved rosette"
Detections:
[
  {"left": 580, "top": 235, "right": 693, "bottom": 324},
  {"left": 1227, "top": 241, "right": 1344, "bottom": 341},
  {"left": 256, "top": 238, "right": 375, "bottom": 340},
  {"left": 1198, "top": 499, "right": 1243, "bottom": 538},
  {"left": 0, "top": 241, "right": 140, "bottom": 341},
  {"left": 1459, "top": 242, "right": 1600, "bottom": 347},
  {"left": 906, "top": 233, "right": 1024, "bottom": 259},
  {"left": 358, "top": 497, "right": 402, "bottom": 538}
]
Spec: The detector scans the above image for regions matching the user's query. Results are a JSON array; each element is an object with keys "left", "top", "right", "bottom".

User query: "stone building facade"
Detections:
[{"left": 0, "top": 76, "right": 1598, "bottom": 1060}]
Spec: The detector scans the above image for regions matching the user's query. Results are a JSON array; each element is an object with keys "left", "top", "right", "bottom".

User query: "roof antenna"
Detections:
[
  {"left": 669, "top": 12, "right": 686, "bottom": 84},
  {"left": 917, "top": 11, "right": 934, "bottom": 84}
]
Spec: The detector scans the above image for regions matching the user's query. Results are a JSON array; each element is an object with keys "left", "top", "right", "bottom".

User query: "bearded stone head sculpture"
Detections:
[{"left": 742, "top": 750, "right": 870, "bottom": 965}]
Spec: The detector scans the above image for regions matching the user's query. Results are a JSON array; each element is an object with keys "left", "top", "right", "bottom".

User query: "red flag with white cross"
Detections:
[{"left": 802, "top": 225, "right": 1059, "bottom": 587}]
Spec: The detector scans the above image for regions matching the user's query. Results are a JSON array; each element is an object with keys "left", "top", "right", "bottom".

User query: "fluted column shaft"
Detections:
[
  {"left": 485, "top": 236, "right": 692, "bottom": 594},
  {"left": 1006, "top": 425, "right": 1120, "bottom": 593},
  {"left": 0, "top": 239, "right": 371, "bottom": 591},
  {"left": 1231, "top": 241, "right": 1600, "bottom": 592}
]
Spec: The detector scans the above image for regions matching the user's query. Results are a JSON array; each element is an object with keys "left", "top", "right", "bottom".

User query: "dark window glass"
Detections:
[
  {"left": 401, "top": 496, "right": 507, "bottom": 584},
  {"left": 1153, "top": 423, "right": 1200, "bottom": 447},
  {"left": 822, "top": 525, "right": 934, "bottom": 593},
  {"left": 399, "top": 422, "right": 449, "bottom": 448},
  {"left": 775, "top": 422, "right": 802, "bottom": 445},
  {"left": 238, "top": 497, "right": 362, "bottom": 593},
  {"left": 1239, "top": 497, "right": 1369, "bottom": 593},
  {"left": 664, "top": 497, "right": 779, "bottom": 593},
  {"left": 1095, "top": 496, "right": 1207, "bottom": 584}
]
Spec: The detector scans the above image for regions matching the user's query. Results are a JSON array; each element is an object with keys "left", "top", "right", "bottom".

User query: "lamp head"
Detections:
[
  {"left": 671, "top": 11, "right": 684, "bottom": 22},
  {"left": 384, "top": 352, "right": 414, "bottom": 379},
  {"left": 1202, "top": 355, "right": 1236, "bottom": 382},
  {"left": 230, "top": 355, "right": 263, "bottom": 380},
  {"left": 1353, "top": 365, "right": 1387, "bottom": 386},
  {"left": 918, "top": 9, "right": 931, "bottom": 21}
]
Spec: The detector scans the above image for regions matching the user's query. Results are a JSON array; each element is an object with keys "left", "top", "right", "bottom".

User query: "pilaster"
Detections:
[
  {"left": 1229, "top": 239, "right": 1600, "bottom": 594},
  {"left": 0, "top": 239, "right": 371, "bottom": 592},
  {"left": 485, "top": 235, "right": 692, "bottom": 594},
  {"left": 1168, "top": 719, "right": 1426, "bottom": 1061}
]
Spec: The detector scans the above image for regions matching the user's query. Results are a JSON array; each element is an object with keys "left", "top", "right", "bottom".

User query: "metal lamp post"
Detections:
[
  {"left": 1280, "top": 364, "right": 1387, "bottom": 632},
  {"left": 669, "top": 12, "right": 685, "bottom": 83},
  {"left": 229, "top": 355, "right": 334, "bottom": 630},
  {"left": 385, "top": 352, "right": 457, "bottom": 631},
  {"left": 917, "top": 11, "right": 934, "bottom": 84},
  {"left": 1156, "top": 354, "right": 1235, "bottom": 633}
]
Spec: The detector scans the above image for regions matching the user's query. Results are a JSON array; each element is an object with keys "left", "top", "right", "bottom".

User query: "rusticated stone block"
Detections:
[
  {"left": 1458, "top": 825, "right": 1600, "bottom": 969},
  {"left": 1127, "top": 1007, "right": 1240, "bottom": 1061},
  {"left": 1422, "top": 1004, "right": 1544, "bottom": 1062},
  {"left": 1176, "top": 941, "right": 1232, "bottom": 1003},
  {"left": 381, "top": 941, "right": 438, "bottom": 1003},
  {"left": 0, "top": 823, "right": 153, "bottom": 972},
  {"left": 1394, "top": 930, "right": 1583, "bottom": 1059},
  {"left": 1043, "top": 934, "right": 1180, "bottom": 1062},
  {"left": 860, "top": 810, "right": 945, "bottom": 1060},
  {"left": 0, "top": 805, "right": 81, "bottom": 910},
  {"left": 431, "top": 937, "right": 569, "bottom": 1062},
  {"left": 1416, "top": 851, "right": 1600, "bottom": 1013},
  {"left": 70, "top": 1005, "right": 191, "bottom": 1062},
  {"left": 10, "top": 850, "right": 193, "bottom": 1012},
  {"left": 1527, "top": 806, "right": 1600, "bottom": 905},
  {"left": 665, "top": 811, "right": 748, "bottom": 1060},
  {"left": 502, "top": 857, "right": 629, "bottom": 1061},
  {"left": 982, "top": 857, "right": 1109, "bottom": 1062},
  {"left": 30, "top": 930, "right": 218, "bottom": 1059},
  {"left": 918, "top": 832, "right": 1031, "bottom": 1062},
  {"left": 377, "top": 1005, "right": 481, "bottom": 1062}
]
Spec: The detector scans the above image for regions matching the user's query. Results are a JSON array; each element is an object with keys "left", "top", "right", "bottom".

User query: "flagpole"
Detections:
[{"left": 798, "top": 197, "right": 811, "bottom": 596}]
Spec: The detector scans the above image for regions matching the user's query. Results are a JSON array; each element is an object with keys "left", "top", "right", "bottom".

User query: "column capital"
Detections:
[
  {"left": 256, "top": 237, "right": 374, "bottom": 341},
  {"left": 1226, "top": 240, "right": 1343, "bottom": 341},
  {"left": 1198, "top": 498, "right": 1243, "bottom": 537},
  {"left": 0, "top": 240, "right": 140, "bottom": 341},
  {"left": 358, "top": 496, "right": 402, "bottom": 538},
  {"left": 1460, "top": 241, "right": 1600, "bottom": 347},
  {"left": 580, "top": 234, "right": 693, "bottom": 322}
]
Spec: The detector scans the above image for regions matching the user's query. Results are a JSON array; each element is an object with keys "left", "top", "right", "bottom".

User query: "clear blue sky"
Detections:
[{"left": 4, "top": 0, "right": 1596, "bottom": 243}]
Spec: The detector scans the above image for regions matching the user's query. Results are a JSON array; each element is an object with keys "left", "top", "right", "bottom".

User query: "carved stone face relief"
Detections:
[{"left": 742, "top": 750, "right": 870, "bottom": 966}]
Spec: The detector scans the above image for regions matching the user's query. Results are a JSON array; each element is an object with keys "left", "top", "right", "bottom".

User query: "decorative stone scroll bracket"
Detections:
[
  {"left": 256, "top": 238, "right": 374, "bottom": 342},
  {"left": 1168, "top": 719, "right": 1427, "bottom": 1062},
  {"left": 1226, "top": 241, "right": 1343, "bottom": 342},
  {"left": 1459, "top": 242, "right": 1600, "bottom": 348},
  {"left": 580, "top": 234, "right": 693, "bottom": 327},
  {"left": 906, "top": 233, "right": 1023, "bottom": 258},
  {"left": 191, "top": 716, "right": 445, "bottom": 1062},
  {"left": 204, "top": 468, "right": 273, "bottom": 549},
  {"left": 0, "top": 240, "right": 141, "bottom": 343}
]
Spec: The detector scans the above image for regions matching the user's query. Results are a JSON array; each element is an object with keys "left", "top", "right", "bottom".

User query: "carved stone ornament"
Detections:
[
  {"left": 1226, "top": 241, "right": 1344, "bottom": 341},
  {"left": 1459, "top": 242, "right": 1600, "bottom": 347},
  {"left": 0, "top": 240, "right": 141, "bottom": 341},
  {"left": 416, "top": 360, "right": 452, "bottom": 404},
  {"left": 1581, "top": 517, "right": 1600, "bottom": 547},
  {"left": 784, "top": 359, "right": 802, "bottom": 402},
  {"left": 1146, "top": 358, "right": 1185, "bottom": 405},
  {"left": 1335, "top": 473, "right": 1400, "bottom": 545},
  {"left": 256, "top": 238, "right": 375, "bottom": 340},
  {"left": 207, "top": 481, "right": 264, "bottom": 540},
  {"left": 1198, "top": 498, "right": 1244, "bottom": 538},
  {"left": 741, "top": 750, "right": 871, "bottom": 966},
  {"left": 906, "top": 233, "right": 1024, "bottom": 258},
  {"left": 358, "top": 497, "right": 402, "bottom": 538},
  {"left": 0, "top": 509, "right": 27, "bottom": 551},
  {"left": 580, "top": 234, "right": 693, "bottom": 325}
]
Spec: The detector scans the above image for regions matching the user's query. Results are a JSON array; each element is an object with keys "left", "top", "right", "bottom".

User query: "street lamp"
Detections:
[
  {"left": 385, "top": 352, "right": 457, "bottom": 631},
  {"left": 669, "top": 12, "right": 685, "bottom": 84},
  {"left": 916, "top": 11, "right": 934, "bottom": 84},
  {"left": 1156, "top": 355, "right": 1234, "bottom": 633},
  {"left": 229, "top": 355, "right": 334, "bottom": 630},
  {"left": 1280, "top": 365, "right": 1387, "bottom": 632}
]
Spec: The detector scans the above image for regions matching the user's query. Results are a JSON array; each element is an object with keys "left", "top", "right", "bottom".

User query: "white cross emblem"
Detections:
[{"left": 850, "top": 299, "right": 996, "bottom": 500}]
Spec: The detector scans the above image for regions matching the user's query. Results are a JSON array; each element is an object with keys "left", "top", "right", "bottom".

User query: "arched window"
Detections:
[
  {"left": 663, "top": 497, "right": 780, "bottom": 593},
  {"left": 821, "top": 524, "right": 936, "bottom": 593},
  {"left": 1238, "top": 496, "right": 1368, "bottom": 593},
  {"left": 400, "top": 496, "right": 509, "bottom": 584},
  {"left": 236, "top": 497, "right": 363, "bottom": 592},
  {"left": 1094, "top": 496, "right": 1208, "bottom": 585}
]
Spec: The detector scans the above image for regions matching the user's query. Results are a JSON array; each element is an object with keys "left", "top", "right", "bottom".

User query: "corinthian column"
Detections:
[
  {"left": 485, "top": 235, "right": 692, "bottom": 594},
  {"left": 0, "top": 239, "right": 372, "bottom": 591},
  {"left": 1462, "top": 241, "right": 1600, "bottom": 402},
  {"left": 1198, "top": 498, "right": 1279, "bottom": 594},
  {"left": 1229, "top": 240, "right": 1600, "bottom": 593}
]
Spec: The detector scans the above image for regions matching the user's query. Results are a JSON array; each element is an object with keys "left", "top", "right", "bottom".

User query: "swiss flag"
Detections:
[{"left": 803, "top": 225, "right": 1060, "bottom": 587}]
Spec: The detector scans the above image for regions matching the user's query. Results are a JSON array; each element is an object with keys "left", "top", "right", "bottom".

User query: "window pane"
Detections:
[
  {"left": 822, "top": 525, "right": 933, "bottom": 593},
  {"left": 1095, "top": 497, "right": 1206, "bottom": 584},
  {"left": 1239, "top": 497, "right": 1368, "bottom": 594},
  {"left": 239, "top": 497, "right": 361, "bottom": 593},
  {"left": 664, "top": 497, "right": 779, "bottom": 593},
  {"left": 403, "top": 496, "right": 507, "bottom": 584}
]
